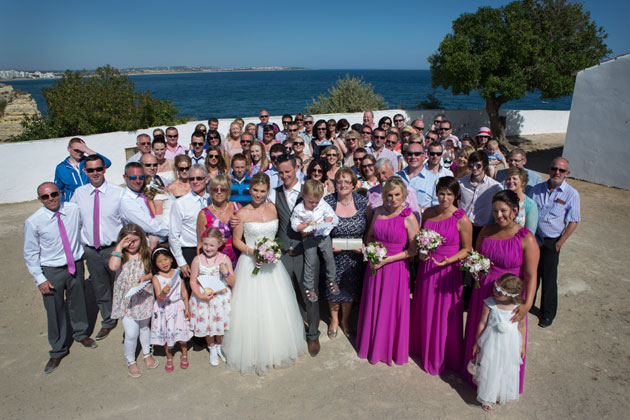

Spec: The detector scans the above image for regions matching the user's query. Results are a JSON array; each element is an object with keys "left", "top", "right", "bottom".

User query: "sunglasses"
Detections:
[
  {"left": 429, "top": 152, "right": 443, "bottom": 156},
  {"left": 208, "top": 154, "right": 221, "bottom": 159},
  {"left": 373, "top": 135, "right": 386, "bottom": 139},
  {"left": 347, "top": 137, "right": 357, "bottom": 142},
  {"left": 406, "top": 151, "right": 424, "bottom": 157},
  {"left": 469, "top": 163, "right": 483, "bottom": 169},
  {"left": 550, "top": 167, "right": 568, "bottom": 173},
  {"left": 288, "top": 128, "right": 298, "bottom": 132},
  {"left": 166, "top": 134, "right": 178, "bottom": 138},
  {"left": 361, "top": 164, "right": 374, "bottom": 169},
  {"left": 381, "top": 122, "right": 391, "bottom": 126},
  {"left": 361, "top": 131, "right": 372, "bottom": 135},
  {"left": 85, "top": 166, "right": 104, "bottom": 173},
  {"left": 260, "top": 115, "right": 269, "bottom": 118},
  {"left": 304, "top": 121, "right": 314, "bottom": 124},
  {"left": 295, "top": 118, "right": 303, "bottom": 122},
  {"left": 264, "top": 132, "right": 275, "bottom": 136},
  {"left": 138, "top": 142, "right": 151, "bottom": 146},
  {"left": 72, "top": 149, "right": 83, "bottom": 153},
  {"left": 240, "top": 140, "right": 252, "bottom": 144},
  {"left": 178, "top": 166, "right": 190, "bottom": 171},
  {"left": 191, "top": 142, "right": 204, "bottom": 147},
  {"left": 127, "top": 175, "right": 146, "bottom": 181},
  {"left": 39, "top": 191, "right": 60, "bottom": 200},
  {"left": 211, "top": 187, "right": 227, "bottom": 192},
  {"left": 311, "top": 169, "right": 322, "bottom": 174},
  {"left": 143, "top": 163, "right": 158, "bottom": 167},
  {"left": 316, "top": 127, "right": 327, "bottom": 131},
  {"left": 326, "top": 153, "right": 338, "bottom": 158},
  {"left": 413, "top": 126, "right": 424, "bottom": 131},
  {"left": 207, "top": 136, "right": 220, "bottom": 140},
  {"left": 191, "top": 176, "right": 207, "bottom": 181},
  {"left": 394, "top": 119, "right": 404, "bottom": 123},
  {"left": 439, "top": 127, "right": 450, "bottom": 131},
  {"left": 293, "top": 142, "right": 304, "bottom": 146}
]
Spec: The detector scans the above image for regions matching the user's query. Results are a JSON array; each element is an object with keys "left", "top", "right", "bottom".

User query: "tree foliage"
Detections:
[
  {"left": 14, "top": 65, "right": 185, "bottom": 140},
  {"left": 416, "top": 91, "right": 443, "bottom": 109},
  {"left": 429, "top": 0, "right": 610, "bottom": 141},
  {"left": 306, "top": 75, "right": 387, "bottom": 114}
]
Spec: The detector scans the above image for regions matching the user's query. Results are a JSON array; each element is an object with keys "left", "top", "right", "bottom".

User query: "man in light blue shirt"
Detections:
[
  {"left": 496, "top": 148, "right": 542, "bottom": 195},
  {"left": 396, "top": 143, "right": 438, "bottom": 210},
  {"left": 529, "top": 157, "right": 580, "bottom": 328}
]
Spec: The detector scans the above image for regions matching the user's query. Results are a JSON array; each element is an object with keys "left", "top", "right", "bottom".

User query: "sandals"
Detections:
[
  {"left": 165, "top": 357, "right": 174, "bottom": 372},
  {"left": 327, "top": 280, "right": 341, "bottom": 295},
  {"left": 143, "top": 353, "right": 159, "bottom": 369},
  {"left": 482, "top": 404, "right": 493, "bottom": 412},
  {"left": 127, "top": 361, "right": 141, "bottom": 378},
  {"left": 180, "top": 355, "right": 189, "bottom": 369},
  {"left": 305, "top": 288, "right": 318, "bottom": 302},
  {"left": 327, "top": 327, "right": 338, "bottom": 339}
]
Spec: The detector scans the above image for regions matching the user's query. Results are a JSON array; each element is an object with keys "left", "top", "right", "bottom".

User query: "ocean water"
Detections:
[{"left": 7, "top": 69, "right": 571, "bottom": 120}]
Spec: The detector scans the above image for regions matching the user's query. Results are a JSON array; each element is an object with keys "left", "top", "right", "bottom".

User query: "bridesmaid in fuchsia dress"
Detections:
[
  {"left": 356, "top": 177, "right": 419, "bottom": 366},
  {"left": 409, "top": 177, "right": 472, "bottom": 375}
]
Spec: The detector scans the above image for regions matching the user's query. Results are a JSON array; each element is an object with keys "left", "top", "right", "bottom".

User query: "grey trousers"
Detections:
[
  {"left": 83, "top": 245, "right": 117, "bottom": 329},
  {"left": 303, "top": 235, "right": 336, "bottom": 291},
  {"left": 41, "top": 261, "right": 89, "bottom": 358},
  {"left": 281, "top": 252, "right": 320, "bottom": 340}
]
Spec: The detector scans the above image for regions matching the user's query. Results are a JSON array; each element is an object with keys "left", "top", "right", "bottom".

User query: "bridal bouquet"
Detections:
[
  {"left": 415, "top": 229, "right": 445, "bottom": 256},
  {"left": 252, "top": 237, "right": 282, "bottom": 275},
  {"left": 362, "top": 242, "right": 388, "bottom": 275},
  {"left": 460, "top": 251, "right": 492, "bottom": 289}
]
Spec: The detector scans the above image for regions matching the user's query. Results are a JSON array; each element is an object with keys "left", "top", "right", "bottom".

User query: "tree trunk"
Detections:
[{"left": 485, "top": 96, "right": 508, "bottom": 147}]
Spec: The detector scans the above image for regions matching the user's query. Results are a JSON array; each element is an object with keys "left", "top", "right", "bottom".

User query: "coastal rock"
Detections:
[{"left": 0, "top": 84, "right": 41, "bottom": 140}]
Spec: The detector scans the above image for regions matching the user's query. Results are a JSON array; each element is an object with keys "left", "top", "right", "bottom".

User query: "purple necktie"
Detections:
[
  {"left": 55, "top": 212, "right": 76, "bottom": 275},
  {"left": 139, "top": 193, "right": 154, "bottom": 218},
  {"left": 93, "top": 189, "right": 101, "bottom": 248}
]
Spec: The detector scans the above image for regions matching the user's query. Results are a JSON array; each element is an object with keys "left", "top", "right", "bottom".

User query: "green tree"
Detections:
[
  {"left": 306, "top": 75, "right": 387, "bottom": 114},
  {"left": 14, "top": 65, "right": 185, "bottom": 140},
  {"left": 429, "top": 0, "right": 610, "bottom": 142}
]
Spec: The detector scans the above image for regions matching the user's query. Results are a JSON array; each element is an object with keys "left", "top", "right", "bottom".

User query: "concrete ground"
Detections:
[{"left": 1, "top": 134, "right": 628, "bottom": 419}]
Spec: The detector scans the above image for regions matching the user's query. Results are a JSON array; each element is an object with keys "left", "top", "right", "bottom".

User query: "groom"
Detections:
[{"left": 270, "top": 155, "right": 321, "bottom": 356}]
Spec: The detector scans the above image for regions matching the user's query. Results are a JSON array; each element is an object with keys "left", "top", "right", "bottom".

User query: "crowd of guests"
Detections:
[{"left": 24, "top": 110, "right": 580, "bottom": 411}]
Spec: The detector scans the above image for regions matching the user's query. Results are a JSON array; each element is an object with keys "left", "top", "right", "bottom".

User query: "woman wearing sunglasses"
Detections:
[
  {"left": 204, "top": 145, "right": 228, "bottom": 180},
  {"left": 196, "top": 174, "right": 241, "bottom": 268},
  {"left": 167, "top": 155, "right": 192, "bottom": 198}
]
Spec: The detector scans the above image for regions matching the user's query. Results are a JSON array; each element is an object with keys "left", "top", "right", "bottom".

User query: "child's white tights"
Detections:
[{"left": 122, "top": 317, "right": 151, "bottom": 363}]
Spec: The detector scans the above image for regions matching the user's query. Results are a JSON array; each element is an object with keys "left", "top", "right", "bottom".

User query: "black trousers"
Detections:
[
  {"left": 181, "top": 247, "right": 197, "bottom": 296},
  {"left": 536, "top": 237, "right": 560, "bottom": 321}
]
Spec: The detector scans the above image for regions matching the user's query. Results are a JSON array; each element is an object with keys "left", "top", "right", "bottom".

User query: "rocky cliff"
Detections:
[{"left": 0, "top": 84, "right": 41, "bottom": 140}]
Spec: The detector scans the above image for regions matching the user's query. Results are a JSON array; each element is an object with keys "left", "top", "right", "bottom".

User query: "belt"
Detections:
[
  {"left": 281, "top": 249, "right": 304, "bottom": 256},
  {"left": 86, "top": 244, "right": 114, "bottom": 252}
]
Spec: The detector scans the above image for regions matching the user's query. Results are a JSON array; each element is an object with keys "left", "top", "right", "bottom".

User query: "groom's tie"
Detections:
[{"left": 55, "top": 212, "right": 76, "bottom": 275}]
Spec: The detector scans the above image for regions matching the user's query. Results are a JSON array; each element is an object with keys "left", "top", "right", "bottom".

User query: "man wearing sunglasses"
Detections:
[
  {"left": 529, "top": 158, "right": 580, "bottom": 328},
  {"left": 256, "top": 109, "right": 279, "bottom": 141},
  {"left": 187, "top": 130, "right": 207, "bottom": 165},
  {"left": 70, "top": 155, "right": 124, "bottom": 341},
  {"left": 164, "top": 127, "right": 186, "bottom": 161},
  {"left": 127, "top": 133, "right": 153, "bottom": 164},
  {"left": 396, "top": 143, "right": 439, "bottom": 211},
  {"left": 439, "top": 120, "right": 460, "bottom": 148},
  {"left": 300, "top": 114, "right": 314, "bottom": 146},
  {"left": 119, "top": 162, "right": 169, "bottom": 243},
  {"left": 366, "top": 128, "right": 400, "bottom": 172},
  {"left": 276, "top": 114, "right": 294, "bottom": 142},
  {"left": 425, "top": 143, "right": 453, "bottom": 178},
  {"left": 54, "top": 137, "right": 112, "bottom": 202},
  {"left": 458, "top": 151, "right": 502, "bottom": 244},
  {"left": 24, "top": 182, "right": 97, "bottom": 374}
]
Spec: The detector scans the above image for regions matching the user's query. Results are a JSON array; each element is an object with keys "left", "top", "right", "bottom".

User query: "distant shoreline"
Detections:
[{"left": 0, "top": 67, "right": 311, "bottom": 82}]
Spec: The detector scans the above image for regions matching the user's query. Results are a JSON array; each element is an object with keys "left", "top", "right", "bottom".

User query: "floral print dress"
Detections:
[{"left": 190, "top": 254, "right": 232, "bottom": 337}]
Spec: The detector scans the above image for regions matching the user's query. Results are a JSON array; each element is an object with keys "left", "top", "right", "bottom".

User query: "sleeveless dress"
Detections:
[
  {"left": 189, "top": 254, "right": 232, "bottom": 337},
  {"left": 202, "top": 205, "right": 239, "bottom": 268},
  {"left": 410, "top": 208, "right": 466, "bottom": 375},
  {"left": 111, "top": 259, "right": 154, "bottom": 321},
  {"left": 150, "top": 271, "right": 193, "bottom": 346},
  {"left": 356, "top": 207, "right": 412, "bottom": 366},
  {"left": 222, "top": 220, "right": 307, "bottom": 376},
  {"left": 463, "top": 227, "right": 529, "bottom": 392},
  {"left": 323, "top": 193, "right": 367, "bottom": 303},
  {"left": 474, "top": 297, "right": 522, "bottom": 406}
]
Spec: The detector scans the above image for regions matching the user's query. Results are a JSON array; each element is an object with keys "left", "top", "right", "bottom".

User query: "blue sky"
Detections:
[{"left": 1, "top": 0, "right": 627, "bottom": 71}]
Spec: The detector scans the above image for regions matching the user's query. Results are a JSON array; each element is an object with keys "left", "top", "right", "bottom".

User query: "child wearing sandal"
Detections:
[
  {"left": 472, "top": 273, "right": 526, "bottom": 412},
  {"left": 150, "top": 246, "right": 193, "bottom": 372},
  {"left": 109, "top": 224, "right": 159, "bottom": 378},
  {"left": 189, "top": 228, "right": 235, "bottom": 366},
  {"left": 290, "top": 179, "right": 340, "bottom": 302}
]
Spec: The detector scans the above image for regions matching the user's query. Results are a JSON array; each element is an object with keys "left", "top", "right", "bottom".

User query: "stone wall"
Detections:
[{"left": 0, "top": 84, "right": 41, "bottom": 140}]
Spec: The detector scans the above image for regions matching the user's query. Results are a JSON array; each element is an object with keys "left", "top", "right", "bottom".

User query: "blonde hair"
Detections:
[
  {"left": 382, "top": 176, "right": 408, "bottom": 201},
  {"left": 302, "top": 179, "right": 324, "bottom": 200},
  {"left": 247, "top": 141, "right": 269, "bottom": 173},
  {"left": 487, "top": 139, "right": 500, "bottom": 150},
  {"left": 495, "top": 273, "right": 524, "bottom": 304},
  {"left": 201, "top": 227, "right": 224, "bottom": 246},
  {"left": 208, "top": 174, "right": 231, "bottom": 200},
  {"left": 322, "top": 145, "right": 341, "bottom": 166}
]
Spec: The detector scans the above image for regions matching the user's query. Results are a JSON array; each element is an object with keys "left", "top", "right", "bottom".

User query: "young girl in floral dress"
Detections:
[{"left": 189, "top": 228, "right": 235, "bottom": 366}]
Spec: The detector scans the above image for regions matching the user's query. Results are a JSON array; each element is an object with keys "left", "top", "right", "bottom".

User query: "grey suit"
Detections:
[{"left": 275, "top": 185, "right": 320, "bottom": 340}]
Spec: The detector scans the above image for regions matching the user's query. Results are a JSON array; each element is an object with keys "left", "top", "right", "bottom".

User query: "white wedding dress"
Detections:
[{"left": 223, "top": 220, "right": 307, "bottom": 376}]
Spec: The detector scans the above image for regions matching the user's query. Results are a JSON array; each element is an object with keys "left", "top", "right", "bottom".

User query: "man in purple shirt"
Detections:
[{"left": 529, "top": 157, "right": 580, "bottom": 328}]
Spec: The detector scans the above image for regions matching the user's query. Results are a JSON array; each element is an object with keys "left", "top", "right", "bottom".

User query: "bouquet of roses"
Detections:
[
  {"left": 362, "top": 241, "right": 388, "bottom": 275},
  {"left": 415, "top": 228, "right": 445, "bottom": 256},
  {"left": 252, "top": 237, "right": 282, "bottom": 275},
  {"left": 460, "top": 251, "right": 492, "bottom": 288}
]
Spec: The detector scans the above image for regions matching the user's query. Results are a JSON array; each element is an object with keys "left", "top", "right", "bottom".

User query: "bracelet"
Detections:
[{"left": 111, "top": 251, "right": 122, "bottom": 258}]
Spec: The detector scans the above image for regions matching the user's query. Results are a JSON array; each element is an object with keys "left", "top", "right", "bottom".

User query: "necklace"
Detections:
[
  {"left": 211, "top": 202, "right": 229, "bottom": 213},
  {"left": 338, "top": 197, "right": 353, "bottom": 207}
]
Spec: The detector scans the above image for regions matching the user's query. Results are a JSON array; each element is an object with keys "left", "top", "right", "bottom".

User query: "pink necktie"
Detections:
[
  {"left": 55, "top": 212, "right": 76, "bottom": 275},
  {"left": 139, "top": 193, "right": 154, "bottom": 218},
  {"left": 93, "top": 189, "right": 101, "bottom": 248}
]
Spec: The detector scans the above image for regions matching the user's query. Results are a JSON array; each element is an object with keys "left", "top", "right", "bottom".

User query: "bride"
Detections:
[{"left": 223, "top": 172, "right": 307, "bottom": 375}]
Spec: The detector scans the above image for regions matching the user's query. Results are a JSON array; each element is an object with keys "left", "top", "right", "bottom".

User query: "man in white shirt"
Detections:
[
  {"left": 126, "top": 133, "right": 153, "bottom": 164},
  {"left": 169, "top": 165, "right": 209, "bottom": 284},
  {"left": 71, "top": 155, "right": 124, "bottom": 341},
  {"left": 187, "top": 131, "right": 207, "bottom": 165},
  {"left": 425, "top": 143, "right": 454, "bottom": 178},
  {"left": 23, "top": 182, "right": 97, "bottom": 374},
  {"left": 119, "top": 162, "right": 169, "bottom": 242},
  {"left": 366, "top": 127, "right": 400, "bottom": 172}
]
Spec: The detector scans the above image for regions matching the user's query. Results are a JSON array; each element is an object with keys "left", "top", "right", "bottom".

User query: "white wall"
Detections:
[
  {"left": 563, "top": 54, "right": 630, "bottom": 190},
  {"left": 0, "top": 108, "right": 569, "bottom": 203}
]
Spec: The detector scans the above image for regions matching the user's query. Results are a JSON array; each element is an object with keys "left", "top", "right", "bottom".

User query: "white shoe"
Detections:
[
  {"left": 216, "top": 344, "right": 226, "bottom": 362},
  {"left": 209, "top": 346, "right": 219, "bottom": 366}
]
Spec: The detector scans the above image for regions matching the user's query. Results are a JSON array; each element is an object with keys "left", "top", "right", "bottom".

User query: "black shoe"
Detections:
[
  {"left": 44, "top": 357, "right": 61, "bottom": 374},
  {"left": 538, "top": 318, "right": 553, "bottom": 328}
]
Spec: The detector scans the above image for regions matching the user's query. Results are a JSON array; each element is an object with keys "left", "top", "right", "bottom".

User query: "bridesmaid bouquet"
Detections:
[
  {"left": 415, "top": 229, "right": 445, "bottom": 256},
  {"left": 252, "top": 237, "right": 282, "bottom": 275},
  {"left": 460, "top": 251, "right": 492, "bottom": 288},
  {"left": 362, "top": 242, "right": 388, "bottom": 275}
]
